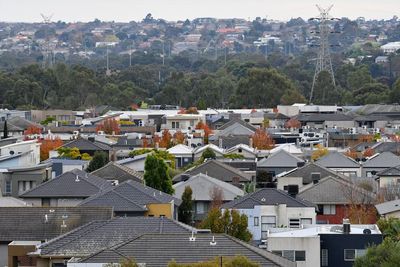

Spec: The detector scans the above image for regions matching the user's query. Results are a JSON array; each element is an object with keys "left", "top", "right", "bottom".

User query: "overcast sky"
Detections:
[{"left": 0, "top": 0, "right": 398, "bottom": 23}]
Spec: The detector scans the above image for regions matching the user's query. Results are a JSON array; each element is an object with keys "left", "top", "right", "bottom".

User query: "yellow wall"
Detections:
[{"left": 146, "top": 203, "right": 173, "bottom": 219}]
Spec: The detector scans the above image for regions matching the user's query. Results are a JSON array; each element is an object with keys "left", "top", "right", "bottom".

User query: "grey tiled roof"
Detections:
[
  {"left": 377, "top": 165, "right": 400, "bottom": 176},
  {"left": 315, "top": 151, "right": 360, "bottom": 168},
  {"left": 362, "top": 152, "right": 400, "bottom": 168},
  {"left": 372, "top": 142, "right": 400, "bottom": 155},
  {"left": 173, "top": 160, "right": 251, "bottom": 183},
  {"left": 209, "top": 135, "right": 250, "bottom": 149},
  {"left": 375, "top": 199, "right": 400, "bottom": 215},
  {"left": 257, "top": 150, "right": 304, "bottom": 168},
  {"left": 79, "top": 233, "right": 295, "bottom": 267},
  {"left": 91, "top": 162, "right": 143, "bottom": 183},
  {"left": 61, "top": 138, "right": 112, "bottom": 151},
  {"left": 218, "top": 118, "right": 257, "bottom": 131},
  {"left": 0, "top": 206, "right": 112, "bottom": 241},
  {"left": 280, "top": 162, "right": 346, "bottom": 184},
  {"left": 79, "top": 180, "right": 181, "bottom": 212},
  {"left": 222, "top": 188, "right": 314, "bottom": 209},
  {"left": 20, "top": 169, "right": 112, "bottom": 198},
  {"left": 298, "top": 176, "right": 376, "bottom": 205},
  {"left": 295, "top": 113, "right": 353, "bottom": 122},
  {"left": 37, "top": 217, "right": 194, "bottom": 257}
]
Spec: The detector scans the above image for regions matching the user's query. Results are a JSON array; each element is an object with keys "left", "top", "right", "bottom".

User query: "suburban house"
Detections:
[
  {"left": 69, "top": 233, "right": 296, "bottom": 267},
  {"left": 116, "top": 153, "right": 148, "bottom": 173},
  {"left": 167, "top": 144, "right": 194, "bottom": 168},
  {"left": 91, "top": 161, "right": 143, "bottom": 183},
  {"left": 31, "top": 216, "right": 196, "bottom": 266},
  {"left": 173, "top": 159, "right": 252, "bottom": 185},
  {"left": 0, "top": 206, "right": 112, "bottom": 267},
  {"left": 294, "top": 113, "right": 355, "bottom": 129},
  {"left": 0, "top": 139, "right": 41, "bottom": 168},
  {"left": 210, "top": 135, "right": 252, "bottom": 149},
  {"left": 161, "top": 113, "right": 204, "bottom": 131},
  {"left": 264, "top": 112, "right": 290, "bottom": 128},
  {"left": 361, "top": 152, "right": 400, "bottom": 177},
  {"left": 257, "top": 150, "right": 305, "bottom": 180},
  {"left": 173, "top": 173, "right": 244, "bottom": 221},
  {"left": 20, "top": 169, "right": 112, "bottom": 207},
  {"left": 0, "top": 163, "right": 51, "bottom": 197},
  {"left": 43, "top": 158, "right": 89, "bottom": 177},
  {"left": 297, "top": 176, "right": 377, "bottom": 224},
  {"left": 225, "top": 144, "right": 257, "bottom": 159},
  {"left": 52, "top": 138, "right": 112, "bottom": 159},
  {"left": 79, "top": 180, "right": 181, "bottom": 219},
  {"left": 315, "top": 151, "right": 361, "bottom": 177},
  {"left": 222, "top": 188, "right": 316, "bottom": 241},
  {"left": 193, "top": 144, "right": 225, "bottom": 160},
  {"left": 376, "top": 165, "right": 400, "bottom": 189},
  {"left": 266, "top": 221, "right": 382, "bottom": 267},
  {"left": 277, "top": 162, "right": 347, "bottom": 191},
  {"left": 375, "top": 199, "right": 400, "bottom": 218}
]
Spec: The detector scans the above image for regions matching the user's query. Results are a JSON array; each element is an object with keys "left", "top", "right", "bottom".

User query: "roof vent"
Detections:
[
  {"left": 363, "top": 229, "right": 372, "bottom": 234},
  {"left": 210, "top": 236, "right": 217, "bottom": 246},
  {"left": 75, "top": 175, "right": 80, "bottom": 182},
  {"left": 261, "top": 197, "right": 266, "bottom": 202}
]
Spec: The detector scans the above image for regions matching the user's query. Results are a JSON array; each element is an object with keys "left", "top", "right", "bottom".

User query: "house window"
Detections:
[
  {"left": 301, "top": 218, "right": 312, "bottom": 225},
  {"left": 172, "top": 121, "right": 180, "bottom": 129},
  {"left": 238, "top": 148, "right": 242, "bottom": 153},
  {"left": 321, "top": 249, "right": 328, "bottom": 266},
  {"left": 196, "top": 202, "right": 206, "bottom": 214},
  {"left": 289, "top": 218, "right": 301, "bottom": 228},
  {"left": 42, "top": 198, "right": 50, "bottom": 207},
  {"left": 254, "top": 217, "right": 259, "bottom": 226},
  {"left": 274, "top": 250, "right": 306, "bottom": 262},
  {"left": 5, "top": 181, "right": 11, "bottom": 194},
  {"left": 323, "top": 204, "right": 336, "bottom": 215},
  {"left": 344, "top": 249, "right": 366, "bottom": 261},
  {"left": 261, "top": 216, "right": 276, "bottom": 238}
]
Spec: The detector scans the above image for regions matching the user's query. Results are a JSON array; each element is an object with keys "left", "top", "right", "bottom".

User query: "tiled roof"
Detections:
[
  {"left": 173, "top": 173, "right": 244, "bottom": 201},
  {"left": 60, "top": 138, "right": 112, "bottom": 151},
  {"left": 377, "top": 165, "right": 400, "bottom": 176},
  {"left": 372, "top": 142, "right": 400, "bottom": 155},
  {"left": 280, "top": 162, "right": 346, "bottom": 184},
  {"left": 173, "top": 160, "right": 251, "bottom": 183},
  {"left": 0, "top": 206, "right": 112, "bottom": 241},
  {"left": 315, "top": 151, "right": 360, "bottom": 168},
  {"left": 209, "top": 135, "right": 251, "bottom": 149},
  {"left": 295, "top": 113, "right": 353, "bottom": 122},
  {"left": 91, "top": 161, "right": 143, "bottom": 183},
  {"left": 167, "top": 144, "right": 193, "bottom": 155},
  {"left": 79, "top": 180, "right": 181, "bottom": 212},
  {"left": 20, "top": 169, "right": 112, "bottom": 198},
  {"left": 222, "top": 188, "right": 314, "bottom": 209},
  {"left": 362, "top": 152, "right": 400, "bottom": 168},
  {"left": 79, "top": 233, "right": 295, "bottom": 267},
  {"left": 375, "top": 199, "right": 400, "bottom": 215},
  {"left": 37, "top": 216, "right": 195, "bottom": 258},
  {"left": 218, "top": 118, "right": 257, "bottom": 131},
  {"left": 257, "top": 150, "right": 304, "bottom": 168},
  {"left": 297, "top": 176, "right": 376, "bottom": 205}
]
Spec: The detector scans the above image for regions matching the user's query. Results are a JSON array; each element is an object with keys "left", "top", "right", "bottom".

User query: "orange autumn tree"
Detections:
[
  {"left": 251, "top": 128, "right": 275, "bottom": 149},
  {"left": 195, "top": 120, "right": 213, "bottom": 144},
  {"left": 345, "top": 149, "right": 358, "bottom": 160},
  {"left": 285, "top": 118, "right": 301, "bottom": 129},
  {"left": 159, "top": 129, "right": 173, "bottom": 148},
  {"left": 40, "top": 137, "right": 63, "bottom": 161},
  {"left": 174, "top": 130, "right": 185, "bottom": 144},
  {"left": 24, "top": 125, "right": 42, "bottom": 136},
  {"left": 142, "top": 138, "right": 149, "bottom": 148},
  {"left": 96, "top": 118, "right": 120, "bottom": 135},
  {"left": 363, "top": 147, "right": 375, "bottom": 158}
]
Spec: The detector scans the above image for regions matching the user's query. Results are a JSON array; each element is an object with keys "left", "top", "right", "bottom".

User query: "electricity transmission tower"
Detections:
[
  {"left": 309, "top": 5, "right": 339, "bottom": 103},
  {"left": 40, "top": 13, "right": 54, "bottom": 68}
]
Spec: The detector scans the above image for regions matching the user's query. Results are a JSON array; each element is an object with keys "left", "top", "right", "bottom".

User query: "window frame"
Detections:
[
  {"left": 254, "top": 216, "right": 259, "bottom": 226},
  {"left": 321, "top": 249, "right": 328, "bottom": 266},
  {"left": 344, "top": 249, "right": 367, "bottom": 261}
]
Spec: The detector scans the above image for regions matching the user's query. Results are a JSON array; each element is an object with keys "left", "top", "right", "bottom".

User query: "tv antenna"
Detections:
[
  {"left": 309, "top": 5, "right": 340, "bottom": 103},
  {"left": 40, "top": 13, "right": 54, "bottom": 68}
]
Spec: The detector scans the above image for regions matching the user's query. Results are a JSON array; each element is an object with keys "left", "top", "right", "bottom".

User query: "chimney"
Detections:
[
  {"left": 249, "top": 137, "right": 253, "bottom": 148},
  {"left": 343, "top": 218, "right": 351, "bottom": 234}
]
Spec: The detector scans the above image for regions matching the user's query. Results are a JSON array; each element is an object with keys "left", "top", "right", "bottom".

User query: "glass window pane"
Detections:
[
  {"left": 283, "top": 250, "right": 295, "bottom": 261},
  {"left": 295, "top": 251, "right": 306, "bottom": 261},
  {"left": 344, "top": 249, "right": 355, "bottom": 261},
  {"left": 321, "top": 249, "right": 328, "bottom": 266}
]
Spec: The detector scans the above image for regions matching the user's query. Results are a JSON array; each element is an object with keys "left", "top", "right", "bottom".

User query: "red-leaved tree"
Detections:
[
  {"left": 40, "top": 137, "right": 63, "bottom": 161},
  {"left": 96, "top": 118, "right": 120, "bottom": 135},
  {"left": 196, "top": 120, "right": 213, "bottom": 144},
  {"left": 251, "top": 128, "right": 275, "bottom": 149},
  {"left": 159, "top": 129, "right": 172, "bottom": 148}
]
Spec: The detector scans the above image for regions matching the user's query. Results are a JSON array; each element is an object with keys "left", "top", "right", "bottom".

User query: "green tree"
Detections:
[
  {"left": 354, "top": 239, "right": 400, "bottom": 267},
  {"left": 200, "top": 208, "right": 252, "bottom": 242},
  {"left": 280, "top": 89, "right": 307, "bottom": 105},
  {"left": 178, "top": 186, "right": 193, "bottom": 224},
  {"left": 168, "top": 255, "right": 260, "bottom": 267},
  {"left": 201, "top": 148, "right": 216, "bottom": 160},
  {"left": 86, "top": 151, "right": 109, "bottom": 172},
  {"left": 144, "top": 154, "right": 174, "bottom": 194}
]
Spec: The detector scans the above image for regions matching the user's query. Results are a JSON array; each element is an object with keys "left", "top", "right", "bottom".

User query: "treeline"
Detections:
[{"left": 0, "top": 52, "right": 400, "bottom": 110}]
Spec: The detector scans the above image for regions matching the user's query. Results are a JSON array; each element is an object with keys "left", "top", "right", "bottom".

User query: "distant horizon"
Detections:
[{"left": 0, "top": 0, "right": 398, "bottom": 23}]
